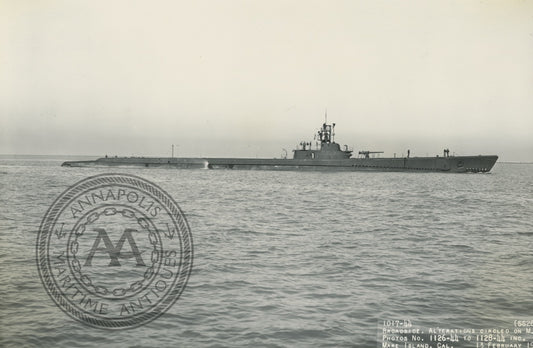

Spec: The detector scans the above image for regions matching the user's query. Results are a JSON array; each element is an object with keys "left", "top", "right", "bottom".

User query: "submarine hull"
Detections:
[{"left": 62, "top": 155, "right": 498, "bottom": 173}]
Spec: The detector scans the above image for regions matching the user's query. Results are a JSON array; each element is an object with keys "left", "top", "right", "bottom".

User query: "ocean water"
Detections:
[{"left": 1, "top": 156, "right": 532, "bottom": 347}]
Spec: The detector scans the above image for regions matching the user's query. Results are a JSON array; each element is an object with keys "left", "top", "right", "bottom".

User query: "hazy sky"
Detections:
[{"left": 1, "top": 0, "right": 532, "bottom": 161}]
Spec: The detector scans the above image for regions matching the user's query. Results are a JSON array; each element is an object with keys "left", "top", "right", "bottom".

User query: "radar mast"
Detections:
[{"left": 317, "top": 112, "right": 336, "bottom": 144}]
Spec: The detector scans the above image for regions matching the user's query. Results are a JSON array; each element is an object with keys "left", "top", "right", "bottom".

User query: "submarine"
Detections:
[{"left": 62, "top": 119, "right": 498, "bottom": 173}]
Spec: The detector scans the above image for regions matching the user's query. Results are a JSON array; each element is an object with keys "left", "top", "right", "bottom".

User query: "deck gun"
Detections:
[{"left": 358, "top": 151, "right": 384, "bottom": 159}]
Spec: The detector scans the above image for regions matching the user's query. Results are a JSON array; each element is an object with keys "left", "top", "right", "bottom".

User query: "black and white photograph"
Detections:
[{"left": 1, "top": 1, "right": 532, "bottom": 347}]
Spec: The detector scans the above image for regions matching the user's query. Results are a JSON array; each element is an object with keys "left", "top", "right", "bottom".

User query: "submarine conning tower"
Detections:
[{"left": 293, "top": 121, "right": 353, "bottom": 160}]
